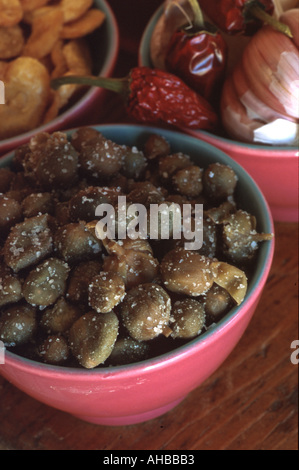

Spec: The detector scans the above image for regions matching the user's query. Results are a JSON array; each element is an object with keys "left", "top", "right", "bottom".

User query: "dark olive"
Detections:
[
  {"left": 119, "top": 283, "right": 171, "bottom": 341},
  {"left": 69, "top": 311, "right": 119, "bottom": 369}
]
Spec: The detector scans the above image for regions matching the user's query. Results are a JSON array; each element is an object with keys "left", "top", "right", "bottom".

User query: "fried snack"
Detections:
[
  {"left": 20, "top": 0, "right": 50, "bottom": 12},
  {"left": 0, "top": 57, "right": 50, "bottom": 140},
  {"left": 0, "top": 25, "right": 25, "bottom": 59},
  {"left": 62, "top": 38, "right": 92, "bottom": 75},
  {"left": 22, "top": 8, "right": 64, "bottom": 59},
  {"left": 0, "top": 0, "right": 23, "bottom": 28},
  {"left": 60, "top": 9, "right": 106, "bottom": 39},
  {"left": 49, "top": 38, "right": 93, "bottom": 110},
  {"left": 51, "top": 39, "right": 68, "bottom": 79},
  {"left": 0, "top": 2, "right": 106, "bottom": 141},
  {"left": 60, "top": 0, "right": 93, "bottom": 23}
]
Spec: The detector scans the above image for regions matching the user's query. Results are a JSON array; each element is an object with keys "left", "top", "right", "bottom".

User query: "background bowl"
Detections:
[
  {"left": 139, "top": 4, "right": 298, "bottom": 223},
  {"left": 0, "top": 0, "right": 119, "bottom": 157},
  {"left": 0, "top": 124, "right": 274, "bottom": 426}
]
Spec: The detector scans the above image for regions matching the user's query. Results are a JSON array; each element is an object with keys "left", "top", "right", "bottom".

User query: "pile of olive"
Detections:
[{"left": 0, "top": 129, "right": 273, "bottom": 369}]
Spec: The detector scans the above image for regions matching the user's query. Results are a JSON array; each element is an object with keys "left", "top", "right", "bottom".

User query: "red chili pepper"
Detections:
[
  {"left": 165, "top": 0, "right": 227, "bottom": 103},
  {"left": 198, "top": 0, "right": 292, "bottom": 37},
  {"left": 51, "top": 66, "right": 218, "bottom": 131}
]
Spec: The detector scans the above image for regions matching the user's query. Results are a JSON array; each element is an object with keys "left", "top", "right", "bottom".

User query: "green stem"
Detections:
[
  {"left": 248, "top": 4, "right": 293, "bottom": 38},
  {"left": 188, "top": 0, "right": 204, "bottom": 29},
  {"left": 51, "top": 75, "right": 130, "bottom": 98}
]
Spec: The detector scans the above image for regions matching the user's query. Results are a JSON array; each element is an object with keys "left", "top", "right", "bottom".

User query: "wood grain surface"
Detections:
[{"left": 0, "top": 0, "right": 298, "bottom": 451}]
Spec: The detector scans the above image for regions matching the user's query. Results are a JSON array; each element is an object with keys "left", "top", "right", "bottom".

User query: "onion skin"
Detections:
[
  {"left": 232, "top": 62, "right": 292, "bottom": 122},
  {"left": 280, "top": 8, "right": 299, "bottom": 47},
  {"left": 221, "top": 8, "right": 299, "bottom": 144},
  {"left": 241, "top": 25, "right": 299, "bottom": 119},
  {"left": 221, "top": 76, "right": 259, "bottom": 143}
]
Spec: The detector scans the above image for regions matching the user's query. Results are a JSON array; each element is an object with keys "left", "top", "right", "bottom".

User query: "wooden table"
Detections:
[{"left": 0, "top": 0, "right": 298, "bottom": 451}]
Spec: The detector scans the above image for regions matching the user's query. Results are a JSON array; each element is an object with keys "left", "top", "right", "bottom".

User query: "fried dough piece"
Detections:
[
  {"left": 60, "top": 9, "right": 105, "bottom": 39},
  {"left": 61, "top": 0, "right": 93, "bottom": 23},
  {"left": 22, "top": 8, "right": 64, "bottom": 59},
  {"left": 0, "top": 57, "right": 50, "bottom": 139},
  {"left": 20, "top": 0, "right": 50, "bottom": 12},
  {"left": 0, "top": 0, "right": 23, "bottom": 27},
  {"left": 0, "top": 25, "right": 25, "bottom": 59}
]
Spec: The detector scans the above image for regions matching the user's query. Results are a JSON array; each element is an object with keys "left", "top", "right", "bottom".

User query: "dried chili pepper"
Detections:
[
  {"left": 198, "top": 0, "right": 292, "bottom": 37},
  {"left": 165, "top": 0, "right": 227, "bottom": 103},
  {"left": 51, "top": 66, "right": 218, "bottom": 131}
]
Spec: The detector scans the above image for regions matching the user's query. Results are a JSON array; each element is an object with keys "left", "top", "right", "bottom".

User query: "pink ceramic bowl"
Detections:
[
  {"left": 139, "top": 4, "right": 298, "bottom": 223},
  {"left": 0, "top": 124, "right": 274, "bottom": 426},
  {"left": 0, "top": 0, "right": 119, "bottom": 157}
]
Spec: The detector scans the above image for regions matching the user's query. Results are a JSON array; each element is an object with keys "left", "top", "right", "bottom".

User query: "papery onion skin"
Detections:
[
  {"left": 241, "top": 25, "right": 299, "bottom": 119},
  {"left": 220, "top": 8, "right": 299, "bottom": 144},
  {"left": 280, "top": 8, "right": 299, "bottom": 47}
]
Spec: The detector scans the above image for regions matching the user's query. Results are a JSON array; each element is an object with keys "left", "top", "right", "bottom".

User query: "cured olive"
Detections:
[
  {"left": 69, "top": 311, "right": 119, "bottom": 369},
  {"left": 69, "top": 186, "right": 121, "bottom": 223},
  {"left": 54, "top": 222, "right": 102, "bottom": 264},
  {"left": 144, "top": 134, "right": 171, "bottom": 160},
  {"left": 38, "top": 335, "right": 70, "bottom": 365},
  {"left": 203, "top": 163, "right": 238, "bottom": 202},
  {"left": 102, "top": 239, "right": 159, "bottom": 290},
  {"left": 0, "top": 303, "right": 37, "bottom": 347},
  {"left": 160, "top": 248, "right": 214, "bottom": 296},
  {"left": 4, "top": 214, "right": 53, "bottom": 273},
  {"left": 23, "top": 258, "right": 70, "bottom": 308},
  {"left": 119, "top": 283, "right": 171, "bottom": 341},
  {"left": 107, "top": 337, "right": 150, "bottom": 366},
  {"left": 204, "top": 284, "right": 233, "bottom": 321},
  {"left": 67, "top": 260, "right": 102, "bottom": 304},
  {"left": 24, "top": 132, "right": 79, "bottom": 190},
  {"left": 170, "top": 298, "right": 206, "bottom": 339},
  {"left": 21, "top": 192, "right": 54, "bottom": 218},
  {"left": 158, "top": 153, "right": 192, "bottom": 182},
  {"left": 88, "top": 271, "right": 126, "bottom": 314},
  {"left": 0, "top": 195, "right": 22, "bottom": 236},
  {"left": 122, "top": 146, "right": 147, "bottom": 179},
  {"left": 172, "top": 165, "right": 203, "bottom": 198},
  {"left": 40, "top": 297, "right": 82, "bottom": 334},
  {"left": 0, "top": 264, "right": 22, "bottom": 308},
  {"left": 77, "top": 132, "right": 124, "bottom": 180},
  {"left": 221, "top": 210, "right": 273, "bottom": 264},
  {"left": 0, "top": 168, "right": 14, "bottom": 192}
]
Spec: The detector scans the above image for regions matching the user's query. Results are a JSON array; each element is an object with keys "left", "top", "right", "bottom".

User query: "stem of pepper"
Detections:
[
  {"left": 187, "top": 0, "right": 204, "bottom": 28},
  {"left": 247, "top": 3, "right": 293, "bottom": 38},
  {"left": 51, "top": 75, "right": 130, "bottom": 99}
]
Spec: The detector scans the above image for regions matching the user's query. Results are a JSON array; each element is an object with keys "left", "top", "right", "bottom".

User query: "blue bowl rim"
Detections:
[
  {"left": 138, "top": 3, "right": 298, "bottom": 154},
  {"left": 1, "top": 123, "right": 275, "bottom": 376}
]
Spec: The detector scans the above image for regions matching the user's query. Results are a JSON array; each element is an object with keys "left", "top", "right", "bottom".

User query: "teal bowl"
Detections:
[
  {"left": 139, "top": 4, "right": 298, "bottom": 223},
  {"left": 0, "top": 125, "right": 274, "bottom": 426}
]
